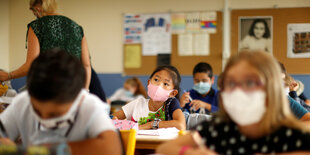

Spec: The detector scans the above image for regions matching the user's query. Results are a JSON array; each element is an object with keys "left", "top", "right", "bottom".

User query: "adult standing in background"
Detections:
[
  {"left": 0, "top": 0, "right": 91, "bottom": 89},
  {"left": 0, "top": 0, "right": 107, "bottom": 101}
]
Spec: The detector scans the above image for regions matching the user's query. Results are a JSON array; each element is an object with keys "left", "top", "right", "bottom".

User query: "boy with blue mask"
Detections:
[
  {"left": 180, "top": 62, "right": 219, "bottom": 114},
  {"left": 0, "top": 49, "right": 122, "bottom": 155}
]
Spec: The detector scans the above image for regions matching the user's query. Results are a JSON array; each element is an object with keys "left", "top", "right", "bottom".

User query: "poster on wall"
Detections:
[
  {"left": 124, "top": 45, "right": 141, "bottom": 68},
  {"left": 287, "top": 23, "right": 310, "bottom": 58},
  {"left": 177, "top": 33, "right": 210, "bottom": 56},
  {"left": 142, "top": 13, "right": 171, "bottom": 56},
  {"left": 171, "top": 13, "right": 186, "bottom": 34},
  {"left": 178, "top": 33, "right": 193, "bottom": 56},
  {"left": 194, "top": 33, "right": 210, "bottom": 56},
  {"left": 185, "top": 12, "right": 201, "bottom": 33},
  {"left": 123, "top": 14, "right": 143, "bottom": 44},
  {"left": 239, "top": 16, "right": 273, "bottom": 55},
  {"left": 200, "top": 12, "right": 217, "bottom": 33}
]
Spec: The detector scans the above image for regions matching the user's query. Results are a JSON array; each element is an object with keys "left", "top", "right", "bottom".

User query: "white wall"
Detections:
[
  {"left": 9, "top": 0, "right": 33, "bottom": 71},
  {"left": 6, "top": 0, "right": 310, "bottom": 73},
  {"left": 231, "top": 0, "right": 310, "bottom": 9},
  {"left": 0, "top": 0, "right": 9, "bottom": 71}
]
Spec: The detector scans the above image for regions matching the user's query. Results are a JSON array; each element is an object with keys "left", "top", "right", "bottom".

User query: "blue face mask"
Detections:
[
  {"left": 124, "top": 90, "right": 134, "bottom": 97},
  {"left": 193, "top": 82, "right": 211, "bottom": 95}
]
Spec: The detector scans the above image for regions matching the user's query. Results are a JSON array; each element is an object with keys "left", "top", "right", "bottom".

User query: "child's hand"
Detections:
[
  {"left": 289, "top": 81, "right": 298, "bottom": 91},
  {"left": 190, "top": 100, "right": 211, "bottom": 111},
  {"left": 180, "top": 92, "right": 191, "bottom": 107},
  {"left": 139, "top": 121, "right": 153, "bottom": 130},
  {"left": 0, "top": 138, "right": 16, "bottom": 146}
]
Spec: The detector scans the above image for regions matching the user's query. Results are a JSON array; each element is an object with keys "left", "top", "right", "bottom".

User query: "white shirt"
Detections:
[
  {"left": 122, "top": 96, "right": 161, "bottom": 122},
  {"left": 0, "top": 90, "right": 115, "bottom": 146},
  {"left": 239, "top": 35, "right": 272, "bottom": 54},
  {"left": 109, "top": 88, "right": 144, "bottom": 102}
]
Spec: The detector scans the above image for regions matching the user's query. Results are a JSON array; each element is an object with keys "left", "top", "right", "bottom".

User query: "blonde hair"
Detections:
[
  {"left": 29, "top": 0, "right": 58, "bottom": 15},
  {"left": 218, "top": 51, "right": 310, "bottom": 134}
]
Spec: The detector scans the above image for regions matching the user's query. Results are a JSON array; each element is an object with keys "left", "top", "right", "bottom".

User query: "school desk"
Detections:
[{"left": 135, "top": 134, "right": 179, "bottom": 149}]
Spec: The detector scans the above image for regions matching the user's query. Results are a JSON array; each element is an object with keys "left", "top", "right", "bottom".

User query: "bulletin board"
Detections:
[
  {"left": 124, "top": 12, "right": 223, "bottom": 75},
  {"left": 231, "top": 8, "right": 310, "bottom": 74}
]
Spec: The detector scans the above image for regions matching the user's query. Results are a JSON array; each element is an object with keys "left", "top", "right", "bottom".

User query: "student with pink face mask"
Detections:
[{"left": 112, "top": 66, "right": 185, "bottom": 130}]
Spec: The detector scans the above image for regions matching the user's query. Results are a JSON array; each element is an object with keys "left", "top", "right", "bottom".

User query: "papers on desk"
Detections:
[{"left": 138, "top": 127, "right": 179, "bottom": 136}]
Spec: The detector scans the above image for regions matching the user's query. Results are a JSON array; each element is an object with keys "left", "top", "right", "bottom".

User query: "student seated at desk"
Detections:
[
  {"left": 113, "top": 65, "right": 185, "bottom": 130},
  {"left": 108, "top": 77, "right": 147, "bottom": 104},
  {"left": 279, "top": 62, "right": 310, "bottom": 106},
  {"left": 180, "top": 62, "right": 219, "bottom": 114},
  {"left": 0, "top": 49, "right": 122, "bottom": 155},
  {"left": 157, "top": 51, "right": 310, "bottom": 155},
  {"left": 278, "top": 62, "right": 310, "bottom": 121}
]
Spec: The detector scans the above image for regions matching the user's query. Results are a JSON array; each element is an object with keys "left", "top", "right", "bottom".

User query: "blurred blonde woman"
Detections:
[
  {"left": 0, "top": 0, "right": 91, "bottom": 89},
  {"left": 157, "top": 51, "right": 310, "bottom": 155}
]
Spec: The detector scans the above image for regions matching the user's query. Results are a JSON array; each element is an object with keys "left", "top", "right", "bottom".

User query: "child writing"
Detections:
[
  {"left": 157, "top": 51, "right": 310, "bottom": 154},
  {"left": 109, "top": 77, "right": 147, "bottom": 103},
  {"left": 180, "top": 62, "right": 219, "bottom": 114},
  {"left": 0, "top": 49, "right": 122, "bottom": 155},
  {"left": 112, "top": 65, "right": 185, "bottom": 130}
]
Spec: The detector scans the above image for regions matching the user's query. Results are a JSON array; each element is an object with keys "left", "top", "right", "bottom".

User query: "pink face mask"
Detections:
[{"left": 147, "top": 83, "right": 173, "bottom": 102}]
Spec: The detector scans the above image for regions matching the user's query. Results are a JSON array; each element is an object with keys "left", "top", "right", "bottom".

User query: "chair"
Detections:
[
  {"left": 184, "top": 112, "right": 212, "bottom": 130},
  {"left": 120, "top": 129, "right": 136, "bottom": 155}
]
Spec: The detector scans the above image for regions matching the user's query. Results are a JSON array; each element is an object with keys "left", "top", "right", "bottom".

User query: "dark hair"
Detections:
[
  {"left": 149, "top": 65, "right": 181, "bottom": 98},
  {"left": 125, "top": 77, "right": 147, "bottom": 98},
  {"left": 248, "top": 19, "right": 271, "bottom": 39},
  {"left": 27, "top": 48, "right": 86, "bottom": 103},
  {"left": 193, "top": 62, "right": 213, "bottom": 78}
]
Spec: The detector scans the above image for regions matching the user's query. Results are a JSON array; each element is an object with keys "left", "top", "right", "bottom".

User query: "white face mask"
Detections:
[
  {"left": 30, "top": 95, "right": 83, "bottom": 130},
  {"left": 221, "top": 89, "right": 266, "bottom": 126}
]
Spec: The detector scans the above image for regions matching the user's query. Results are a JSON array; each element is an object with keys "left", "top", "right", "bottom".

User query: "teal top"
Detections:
[{"left": 26, "top": 15, "right": 84, "bottom": 59}]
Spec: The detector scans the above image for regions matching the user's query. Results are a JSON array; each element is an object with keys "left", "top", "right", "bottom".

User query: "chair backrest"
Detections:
[{"left": 120, "top": 129, "right": 136, "bottom": 155}]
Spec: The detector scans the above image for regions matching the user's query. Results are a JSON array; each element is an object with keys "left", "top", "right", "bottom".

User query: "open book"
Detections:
[{"left": 137, "top": 127, "right": 179, "bottom": 136}]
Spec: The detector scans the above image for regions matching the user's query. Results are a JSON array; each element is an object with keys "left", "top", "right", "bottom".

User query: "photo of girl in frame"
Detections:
[{"left": 239, "top": 16, "right": 273, "bottom": 55}]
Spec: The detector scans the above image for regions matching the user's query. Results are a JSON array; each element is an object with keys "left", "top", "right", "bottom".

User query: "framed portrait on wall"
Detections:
[
  {"left": 287, "top": 23, "right": 310, "bottom": 58},
  {"left": 239, "top": 16, "right": 273, "bottom": 55}
]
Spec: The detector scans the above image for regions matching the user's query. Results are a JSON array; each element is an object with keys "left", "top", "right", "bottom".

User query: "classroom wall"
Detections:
[
  {"left": 5, "top": 0, "right": 310, "bottom": 99},
  {"left": 8, "top": 0, "right": 33, "bottom": 70},
  {"left": 0, "top": 0, "right": 10, "bottom": 71},
  {"left": 6, "top": 0, "right": 310, "bottom": 73}
]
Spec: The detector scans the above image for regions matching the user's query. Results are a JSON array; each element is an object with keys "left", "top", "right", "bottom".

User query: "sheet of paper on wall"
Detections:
[
  {"left": 200, "top": 12, "right": 217, "bottom": 34},
  {"left": 178, "top": 33, "right": 193, "bottom": 56},
  {"left": 194, "top": 33, "right": 210, "bottom": 56},
  {"left": 171, "top": 13, "right": 186, "bottom": 34},
  {"left": 287, "top": 23, "right": 310, "bottom": 58},
  {"left": 186, "top": 12, "right": 201, "bottom": 33},
  {"left": 142, "top": 13, "right": 171, "bottom": 56},
  {"left": 123, "top": 14, "right": 143, "bottom": 44},
  {"left": 124, "top": 45, "right": 141, "bottom": 68}
]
